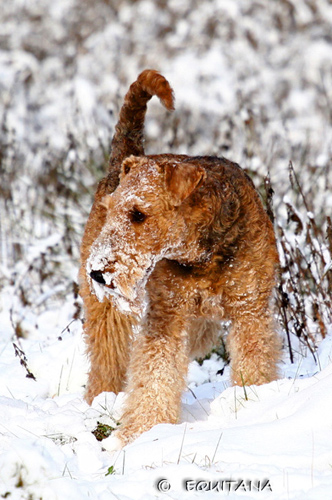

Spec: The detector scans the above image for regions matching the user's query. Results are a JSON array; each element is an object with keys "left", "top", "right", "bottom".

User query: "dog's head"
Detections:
[{"left": 87, "top": 155, "right": 207, "bottom": 314}]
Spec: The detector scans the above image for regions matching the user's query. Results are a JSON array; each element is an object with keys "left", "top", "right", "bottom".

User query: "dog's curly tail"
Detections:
[{"left": 109, "top": 69, "right": 175, "bottom": 171}]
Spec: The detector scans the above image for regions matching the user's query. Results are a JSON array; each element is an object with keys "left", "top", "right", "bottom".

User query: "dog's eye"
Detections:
[{"left": 129, "top": 208, "right": 147, "bottom": 223}]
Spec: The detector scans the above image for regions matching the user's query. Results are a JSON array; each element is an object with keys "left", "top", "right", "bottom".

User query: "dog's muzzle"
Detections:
[{"left": 89, "top": 267, "right": 140, "bottom": 314}]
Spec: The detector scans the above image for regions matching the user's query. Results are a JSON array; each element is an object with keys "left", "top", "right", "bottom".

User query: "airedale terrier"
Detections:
[{"left": 79, "top": 70, "right": 281, "bottom": 447}]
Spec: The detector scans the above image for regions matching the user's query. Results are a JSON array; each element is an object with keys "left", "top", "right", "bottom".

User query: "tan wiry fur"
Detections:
[{"left": 79, "top": 70, "right": 281, "bottom": 446}]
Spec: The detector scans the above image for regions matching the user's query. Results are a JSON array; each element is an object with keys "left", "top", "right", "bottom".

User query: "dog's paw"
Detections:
[{"left": 102, "top": 433, "right": 125, "bottom": 453}]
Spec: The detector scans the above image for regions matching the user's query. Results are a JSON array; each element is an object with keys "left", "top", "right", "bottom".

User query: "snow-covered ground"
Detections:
[
  {"left": 0, "top": 315, "right": 332, "bottom": 499},
  {"left": 1, "top": 0, "right": 332, "bottom": 498}
]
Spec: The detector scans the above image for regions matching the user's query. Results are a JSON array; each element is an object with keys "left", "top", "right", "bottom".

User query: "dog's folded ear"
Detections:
[{"left": 165, "top": 163, "right": 206, "bottom": 206}]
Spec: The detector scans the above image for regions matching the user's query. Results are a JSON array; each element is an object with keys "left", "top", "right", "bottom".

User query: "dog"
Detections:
[{"left": 79, "top": 70, "right": 281, "bottom": 447}]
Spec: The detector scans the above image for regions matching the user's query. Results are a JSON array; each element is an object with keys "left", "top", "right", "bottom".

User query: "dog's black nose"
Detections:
[{"left": 90, "top": 270, "right": 106, "bottom": 285}]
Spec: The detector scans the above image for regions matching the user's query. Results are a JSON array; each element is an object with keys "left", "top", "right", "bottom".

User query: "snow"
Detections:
[
  {"left": 0, "top": 318, "right": 332, "bottom": 499},
  {"left": 1, "top": 0, "right": 332, "bottom": 498}
]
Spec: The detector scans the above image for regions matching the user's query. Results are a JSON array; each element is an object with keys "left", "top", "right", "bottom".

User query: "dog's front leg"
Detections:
[{"left": 112, "top": 309, "right": 189, "bottom": 447}]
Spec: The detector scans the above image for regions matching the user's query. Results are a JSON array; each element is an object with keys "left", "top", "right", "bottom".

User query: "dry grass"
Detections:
[{"left": 1, "top": 0, "right": 331, "bottom": 368}]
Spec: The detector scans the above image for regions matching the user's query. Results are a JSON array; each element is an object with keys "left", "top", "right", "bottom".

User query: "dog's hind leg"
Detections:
[
  {"left": 188, "top": 317, "right": 223, "bottom": 360},
  {"left": 227, "top": 303, "right": 281, "bottom": 387}
]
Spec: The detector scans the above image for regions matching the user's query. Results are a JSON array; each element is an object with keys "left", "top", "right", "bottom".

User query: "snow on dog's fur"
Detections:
[{"left": 79, "top": 70, "right": 281, "bottom": 446}]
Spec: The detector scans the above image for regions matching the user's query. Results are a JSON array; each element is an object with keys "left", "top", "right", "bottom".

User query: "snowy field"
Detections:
[{"left": 1, "top": 0, "right": 332, "bottom": 498}]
